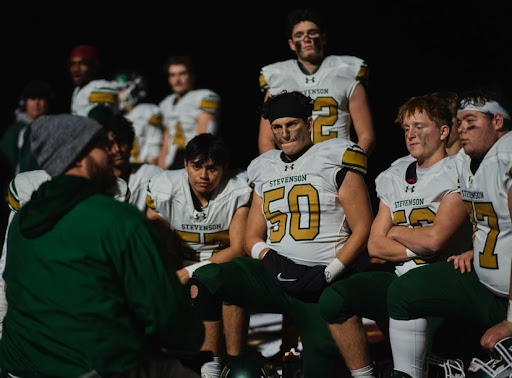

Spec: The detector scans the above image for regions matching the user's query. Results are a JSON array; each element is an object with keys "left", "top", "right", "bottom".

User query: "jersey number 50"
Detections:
[{"left": 263, "top": 184, "right": 320, "bottom": 243}]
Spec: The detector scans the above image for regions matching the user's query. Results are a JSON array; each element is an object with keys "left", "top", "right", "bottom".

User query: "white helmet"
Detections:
[
  {"left": 467, "top": 337, "right": 512, "bottom": 378},
  {"left": 113, "top": 70, "right": 147, "bottom": 111}
]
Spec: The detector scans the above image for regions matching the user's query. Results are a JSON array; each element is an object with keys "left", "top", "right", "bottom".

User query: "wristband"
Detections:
[
  {"left": 184, "top": 260, "right": 211, "bottom": 276},
  {"left": 251, "top": 241, "right": 270, "bottom": 259},
  {"left": 507, "top": 299, "right": 512, "bottom": 323},
  {"left": 324, "top": 258, "right": 345, "bottom": 283},
  {"left": 406, "top": 248, "right": 418, "bottom": 258}
]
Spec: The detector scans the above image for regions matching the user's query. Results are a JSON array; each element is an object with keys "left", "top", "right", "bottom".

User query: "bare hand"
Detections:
[
  {"left": 447, "top": 250, "right": 473, "bottom": 273},
  {"left": 177, "top": 268, "right": 190, "bottom": 285},
  {"left": 480, "top": 320, "right": 512, "bottom": 351}
]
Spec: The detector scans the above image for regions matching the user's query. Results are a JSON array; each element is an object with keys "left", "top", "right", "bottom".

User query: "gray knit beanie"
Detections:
[{"left": 31, "top": 114, "right": 103, "bottom": 176}]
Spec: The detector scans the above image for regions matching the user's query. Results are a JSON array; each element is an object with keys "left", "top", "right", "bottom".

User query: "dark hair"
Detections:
[
  {"left": 101, "top": 113, "right": 135, "bottom": 147},
  {"left": 185, "top": 133, "right": 229, "bottom": 167},
  {"left": 163, "top": 55, "right": 195, "bottom": 75},
  {"left": 286, "top": 8, "right": 326, "bottom": 38},
  {"left": 261, "top": 90, "right": 314, "bottom": 122},
  {"left": 19, "top": 79, "right": 55, "bottom": 111}
]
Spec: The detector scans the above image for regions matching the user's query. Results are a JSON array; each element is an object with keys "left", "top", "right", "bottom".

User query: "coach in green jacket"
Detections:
[{"left": 0, "top": 114, "right": 203, "bottom": 377}]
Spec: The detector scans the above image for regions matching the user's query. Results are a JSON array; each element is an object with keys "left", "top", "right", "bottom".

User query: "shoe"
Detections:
[
  {"left": 221, "top": 351, "right": 280, "bottom": 378},
  {"left": 425, "top": 353, "right": 465, "bottom": 378},
  {"left": 201, "top": 356, "right": 222, "bottom": 378},
  {"left": 389, "top": 370, "right": 413, "bottom": 378},
  {"left": 467, "top": 337, "right": 512, "bottom": 378}
]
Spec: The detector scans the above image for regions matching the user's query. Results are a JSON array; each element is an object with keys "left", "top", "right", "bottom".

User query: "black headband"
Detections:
[{"left": 267, "top": 95, "right": 311, "bottom": 123}]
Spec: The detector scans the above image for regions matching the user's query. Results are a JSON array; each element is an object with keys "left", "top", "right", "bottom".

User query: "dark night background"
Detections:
[{"left": 3, "top": 1, "right": 512, "bottom": 195}]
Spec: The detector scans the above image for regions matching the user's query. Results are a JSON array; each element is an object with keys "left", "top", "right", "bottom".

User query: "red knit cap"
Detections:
[{"left": 69, "top": 45, "right": 98, "bottom": 62}]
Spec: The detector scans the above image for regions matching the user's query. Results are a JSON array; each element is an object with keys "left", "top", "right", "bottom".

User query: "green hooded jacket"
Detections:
[{"left": 0, "top": 175, "right": 204, "bottom": 377}]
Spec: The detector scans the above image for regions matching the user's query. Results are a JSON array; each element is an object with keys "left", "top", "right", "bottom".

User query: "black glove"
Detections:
[{"left": 261, "top": 249, "right": 327, "bottom": 302}]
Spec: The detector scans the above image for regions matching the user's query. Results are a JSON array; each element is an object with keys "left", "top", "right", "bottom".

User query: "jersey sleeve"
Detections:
[
  {"left": 226, "top": 169, "right": 252, "bottom": 209},
  {"left": 88, "top": 80, "right": 119, "bottom": 107},
  {"left": 198, "top": 89, "right": 221, "bottom": 114},
  {"left": 7, "top": 170, "right": 51, "bottom": 212},
  {"left": 497, "top": 135, "right": 512, "bottom": 191},
  {"left": 146, "top": 171, "right": 175, "bottom": 217},
  {"left": 320, "top": 138, "right": 367, "bottom": 175}
]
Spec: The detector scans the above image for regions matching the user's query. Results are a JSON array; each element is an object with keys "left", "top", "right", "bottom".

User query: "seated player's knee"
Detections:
[
  {"left": 387, "top": 278, "right": 412, "bottom": 320},
  {"left": 189, "top": 276, "right": 222, "bottom": 321},
  {"left": 318, "top": 285, "right": 351, "bottom": 324}
]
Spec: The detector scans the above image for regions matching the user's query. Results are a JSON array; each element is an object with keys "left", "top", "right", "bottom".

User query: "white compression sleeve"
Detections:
[{"left": 389, "top": 318, "right": 428, "bottom": 378}]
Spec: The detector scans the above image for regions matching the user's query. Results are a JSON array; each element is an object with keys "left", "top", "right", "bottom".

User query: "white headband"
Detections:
[{"left": 458, "top": 100, "right": 510, "bottom": 120}]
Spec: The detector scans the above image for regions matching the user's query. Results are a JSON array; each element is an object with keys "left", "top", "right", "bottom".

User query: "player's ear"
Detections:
[
  {"left": 494, "top": 113, "right": 507, "bottom": 131},
  {"left": 307, "top": 117, "right": 314, "bottom": 132},
  {"left": 288, "top": 39, "right": 296, "bottom": 52},
  {"left": 440, "top": 124, "right": 450, "bottom": 141}
]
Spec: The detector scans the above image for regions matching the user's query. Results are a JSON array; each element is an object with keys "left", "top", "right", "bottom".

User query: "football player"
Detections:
[
  {"left": 386, "top": 86, "right": 512, "bottom": 378},
  {"left": 69, "top": 44, "right": 119, "bottom": 117},
  {"left": 146, "top": 133, "right": 252, "bottom": 376},
  {"left": 189, "top": 91, "right": 373, "bottom": 377},
  {"left": 102, "top": 112, "right": 163, "bottom": 213},
  {"left": 258, "top": 8, "right": 375, "bottom": 157},
  {"left": 113, "top": 70, "right": 164, "bottom": 165},
  {"left": 158, "top": 55, "right": 221, "bottom": 170},
  {"left": 391, "top": 91, "right": 461, "bottom": 167},
  {"left": 318, "top": 94, "right": 473, "bottom": 378}
]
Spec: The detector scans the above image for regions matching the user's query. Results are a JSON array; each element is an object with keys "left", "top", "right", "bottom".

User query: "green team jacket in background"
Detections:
[{"left": 0, "top": 175, "right": 204, "bottom": 377}]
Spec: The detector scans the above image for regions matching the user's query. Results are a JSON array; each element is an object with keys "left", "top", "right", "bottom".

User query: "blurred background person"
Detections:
[
  {"left": 158, "top": 55, "right": 221, "bottom": 170},
  {"left": 69, "top": 44, "right": 118, "bottom": 117},
  {"left": 113, "top": 69, "right": 164, "bottom": 165}
]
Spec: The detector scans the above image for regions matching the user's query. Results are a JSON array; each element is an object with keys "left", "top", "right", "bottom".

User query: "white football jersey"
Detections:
[
  {"left": 455, "top": 132, "right": 512, "bottom": 297},
  {"left": 248, "top": 138, "right": 367, "bottom": 266},
  {"left": 376, "top": 156, "right": 471, "bottom": 277},
  {"left": 71, "top": 79, "right": 119, "bottom": 116},
  {"left": 259, "top": 55, "right": 368, "bottom": 144},
  {"left": 146, "top": 168, "right": 252, "bottom": 264},
  {"left": 125, "top": 103, "right": 164, "bottom": 164},
  {"left": 126, "top": 163, "right": 163, "bottom": 212},
  {"left": 159, "top": 89, "right": 221, "bottom": 167}
]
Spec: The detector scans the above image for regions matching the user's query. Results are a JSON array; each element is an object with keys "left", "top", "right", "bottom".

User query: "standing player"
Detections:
[
  {"left": 190, "top": 91, "right": 374, "bottom": 377},
  {"left": 386, "top": 86, "right": 512, "bottom": 377},
  {"left": 258, "top": 8, "right": 375, "bottom": 157},
  {"left": 158, "top": 56, "right": 221, "bottom": 170},
  {"left": 318, "top": 94, "right": 473, "bottom": 378},
  {"left": 69, "top": 44, "right": 119, "bottom": 117},
  {"left": 113, "top": 69, "right": 165, "bottom": 165}
]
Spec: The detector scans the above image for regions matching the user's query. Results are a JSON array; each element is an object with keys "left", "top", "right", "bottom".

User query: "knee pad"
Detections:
[
  {"left": 189, "top": 276, "right": 222, "bottom": 321},
  {"left": 318, "top": 285, "right": 350, "bottom": 324},
  {"left": 387, "top": 278, "right": 410, "bottom": 320}
]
